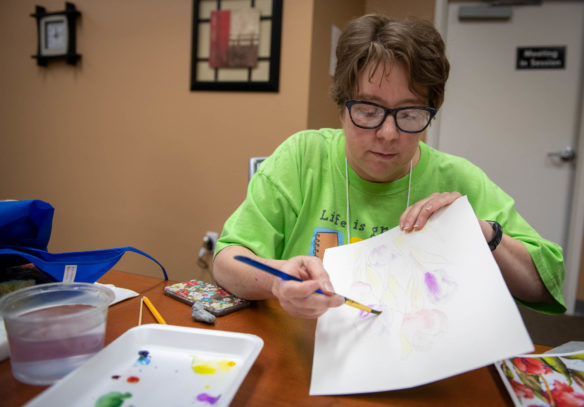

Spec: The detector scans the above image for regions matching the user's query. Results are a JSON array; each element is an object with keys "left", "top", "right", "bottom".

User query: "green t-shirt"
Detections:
[{"left": 216, "top": 128, "right": 566, "bottom": 314}]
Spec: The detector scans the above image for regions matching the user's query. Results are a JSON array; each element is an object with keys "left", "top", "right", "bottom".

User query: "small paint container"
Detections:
[{"left": 0, "top": 282, "right": 114, "bottom": 385}]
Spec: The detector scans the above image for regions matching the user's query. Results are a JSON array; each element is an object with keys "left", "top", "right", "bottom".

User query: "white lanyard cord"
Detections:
[
  {"left": 345, "top": 157, "right": 351, "bottom": 244},
  {"left": 406, "top": 158, "right": 413, "bottom": 208},
  {"left": 345, "top": 158, "right": 413, "bottom": 245}
]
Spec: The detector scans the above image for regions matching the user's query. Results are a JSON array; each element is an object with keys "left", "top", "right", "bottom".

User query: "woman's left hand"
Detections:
[
  {"left": 399, "top": 192, "right": 462, "bottom": 232},
  {"left": 399, "top": 192, "right": 555, "bottom": 304}
]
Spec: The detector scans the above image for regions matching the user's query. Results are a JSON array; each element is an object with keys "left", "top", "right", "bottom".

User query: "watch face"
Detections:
[
  {"left": 40, "top": 15, "right": 68, "bottom": 56},
  {"left": 46, "top": 21, "right": 66, "bottom": 49}
]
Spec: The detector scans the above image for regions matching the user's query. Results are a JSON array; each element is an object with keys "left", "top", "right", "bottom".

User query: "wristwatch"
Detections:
[{"left": 486, "top": 220, "right": 503, "bottom": 251}]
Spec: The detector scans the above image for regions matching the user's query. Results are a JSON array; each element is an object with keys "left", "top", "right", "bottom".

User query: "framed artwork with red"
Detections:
[{"left": 190, "top": 0, "right": 283, "bottom": 92}]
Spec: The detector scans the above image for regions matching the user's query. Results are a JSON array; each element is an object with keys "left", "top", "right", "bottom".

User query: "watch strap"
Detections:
[{"left": 486, "top": 221, "right": 503, "bottom": 251}]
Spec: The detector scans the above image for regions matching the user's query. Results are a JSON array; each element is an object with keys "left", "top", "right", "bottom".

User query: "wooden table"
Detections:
[{"left": 1, "top": 270, "right": 537, "bottom": 406}]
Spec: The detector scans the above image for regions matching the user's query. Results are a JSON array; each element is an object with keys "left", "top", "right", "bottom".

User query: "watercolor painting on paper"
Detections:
[{"left": 310, "top": 196, "right": 534, "bottom": 395}]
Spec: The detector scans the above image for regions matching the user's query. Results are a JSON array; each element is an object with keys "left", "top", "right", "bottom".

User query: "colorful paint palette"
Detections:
[{"left": 24, "top": 324, "right": 264, "bottom": 407}]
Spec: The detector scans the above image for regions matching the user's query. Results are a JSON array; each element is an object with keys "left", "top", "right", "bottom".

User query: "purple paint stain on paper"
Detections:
[
  {"left": 359, "top": 305, "right": 382, "bottom": 318},
  {"left": 197, "top": 393, "right": 221, "bottom": 404},
  {"left": 367, "top": 244, "right": 391, "bottom": 267},
  {"left": 424, "top": 272, "right": 440, "bottom": 301},
  {"left": 424, "top": 270, "right": 457, "bottom": 304}
]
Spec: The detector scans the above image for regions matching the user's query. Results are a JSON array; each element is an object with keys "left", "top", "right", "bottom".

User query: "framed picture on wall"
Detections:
[{"left": 190, "top": 0, "right": 283, "bottom": 92}]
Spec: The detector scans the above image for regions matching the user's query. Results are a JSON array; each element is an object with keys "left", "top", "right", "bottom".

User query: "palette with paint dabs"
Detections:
[{"left": 24, "top": 324, "right": 264, "bottom": 407}]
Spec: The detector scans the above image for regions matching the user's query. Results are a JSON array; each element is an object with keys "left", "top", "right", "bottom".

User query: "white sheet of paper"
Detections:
[
  {"left": 310, "top": 196, "right": 534, "bottom": 395},
  {"left": 95, "top": 283, "right": 138, "bottom": 305}
]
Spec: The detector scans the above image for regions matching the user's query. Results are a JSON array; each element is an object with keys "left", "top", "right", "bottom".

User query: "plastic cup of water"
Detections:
[{"left": 0, "top": 282, "right": 114, "bottom": 385}]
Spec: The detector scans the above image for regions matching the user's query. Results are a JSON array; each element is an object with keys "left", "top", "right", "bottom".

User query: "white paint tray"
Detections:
[{"left": 25, "top": 324, "right": 264, "bottom": 407}]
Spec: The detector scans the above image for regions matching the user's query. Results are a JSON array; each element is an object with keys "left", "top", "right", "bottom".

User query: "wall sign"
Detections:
[{"left": 516, "top": 46, "right": 565, "bottom": 70}]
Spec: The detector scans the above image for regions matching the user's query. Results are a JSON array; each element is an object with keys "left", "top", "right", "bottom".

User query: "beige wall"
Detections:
[
  {"left": 0, "top": 0, "right": 315, "bottom": 282},
  {"left": 1, "top": 0, "right": 433, "bottom": 283},
  {"left": 366, "top": 0, "right": 435, "bottom": 21},
  {"left": 307, "top": 0, "right": 365, "bottom": 130}
]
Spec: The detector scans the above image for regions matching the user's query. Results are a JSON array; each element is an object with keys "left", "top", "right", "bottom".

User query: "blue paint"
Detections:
[{"left": 136, "top": 350, "right": 151, "bottom": 365}]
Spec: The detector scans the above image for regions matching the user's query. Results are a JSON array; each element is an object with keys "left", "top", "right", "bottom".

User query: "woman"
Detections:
[{"left": 212, "top": 15, "right": 565, "bottom": 318}]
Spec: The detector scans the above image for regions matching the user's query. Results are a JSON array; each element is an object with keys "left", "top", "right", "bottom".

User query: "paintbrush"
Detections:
[{"left": 234, "top": 255, "right": 382, "bottom": 315}]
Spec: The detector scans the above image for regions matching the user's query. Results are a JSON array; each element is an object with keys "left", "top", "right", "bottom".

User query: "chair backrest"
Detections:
[{"left": 249, "top": 157, "right": 267, "bottom": 181}]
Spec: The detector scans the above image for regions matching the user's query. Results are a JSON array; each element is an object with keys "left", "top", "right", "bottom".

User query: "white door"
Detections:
[{"left": 430, "top": 1, "right": 584, "bottom": 312}]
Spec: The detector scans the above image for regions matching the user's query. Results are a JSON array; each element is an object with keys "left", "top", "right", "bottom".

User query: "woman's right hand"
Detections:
[
  {"left": 213, "top": 247, "right": 344, "bottom": 319},
  {"left": 272, "top": 255, "right": 344, "bottom": 318}
]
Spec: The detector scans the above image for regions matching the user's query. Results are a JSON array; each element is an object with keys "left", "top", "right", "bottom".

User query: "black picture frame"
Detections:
[{"left": 190, "top": 0, "right": 283, "bottom": 92}]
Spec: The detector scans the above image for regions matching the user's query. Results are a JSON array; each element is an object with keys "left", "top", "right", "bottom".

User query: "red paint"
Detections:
[
  {"left": 209, "top": 10, "right": 230, "bottom": 67},
  {"left": 126, "top": 376, "right": 140, "bottom": 383}
]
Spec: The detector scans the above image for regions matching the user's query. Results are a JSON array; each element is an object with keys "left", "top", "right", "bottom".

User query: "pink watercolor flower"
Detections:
[{"left": 401, "top": 309, "right": 447, "bottom": 351}]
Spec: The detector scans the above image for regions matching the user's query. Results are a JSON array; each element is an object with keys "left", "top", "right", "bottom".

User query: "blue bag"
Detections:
[
  {"left": 0, "top": 200, "right": 53, "bottom": 251},
  {"left": 0, "top": 200, "right": 167, "bottom": 283}
]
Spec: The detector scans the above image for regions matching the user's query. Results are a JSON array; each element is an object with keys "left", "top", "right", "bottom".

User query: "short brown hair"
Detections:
[{"left": 330, "top": 15, "right": 450, "bottom": 110}]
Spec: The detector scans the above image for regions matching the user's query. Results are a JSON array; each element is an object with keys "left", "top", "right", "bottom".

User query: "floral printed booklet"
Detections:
[
  {"left": 494, "top": 350, "right": 584, "bottom": 406},
  {"left": 163, "top": 280, "right": 250, "bottom": 316}
]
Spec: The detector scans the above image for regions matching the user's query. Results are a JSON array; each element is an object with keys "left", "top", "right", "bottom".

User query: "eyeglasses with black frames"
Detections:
[{"left": 345, "top": 100, "right": 437, "bottom": 133}]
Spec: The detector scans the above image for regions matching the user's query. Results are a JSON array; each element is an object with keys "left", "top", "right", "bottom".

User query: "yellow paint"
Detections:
[
  {"left": 366, "top": 265, "right": 381, "bottom": 287},
  {"left": 400, "top": 334, "right": 413, "bottom": 356},
  {"left": 218, "top": 360, "right": 237, "bottom": 372},
  {"left": 395, "top": 233, "right": 405, "bottom": 248},
  {"left": 385, "top": 275, "right": 399, "bottom": 307},
  {"left": 350, "top": 236, "right": 363, "bottom": 244},
  {"left": 192, "top": 358, "right": 237, "bottom": 375},
  {"left": 407, "top": 276, "right": 424, "bottom": 311},
  {"left": 193, "top": 364, "right": 216, "bottom": 375}
]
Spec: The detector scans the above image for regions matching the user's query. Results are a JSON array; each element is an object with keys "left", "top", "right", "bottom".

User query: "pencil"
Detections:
[
  {"left": 143, "top": 296, "right": 167, "bottom": 324},
  {"left": 138, "top": 296, "right": 144, "bottom": 325},
  {"left": 234, "top": 255, "right": 382, "bottom": 315}
]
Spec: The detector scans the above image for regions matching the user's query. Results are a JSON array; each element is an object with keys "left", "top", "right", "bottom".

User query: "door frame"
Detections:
[{"left": 429, "top": 0, "right": 584, "bottom": 315}]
